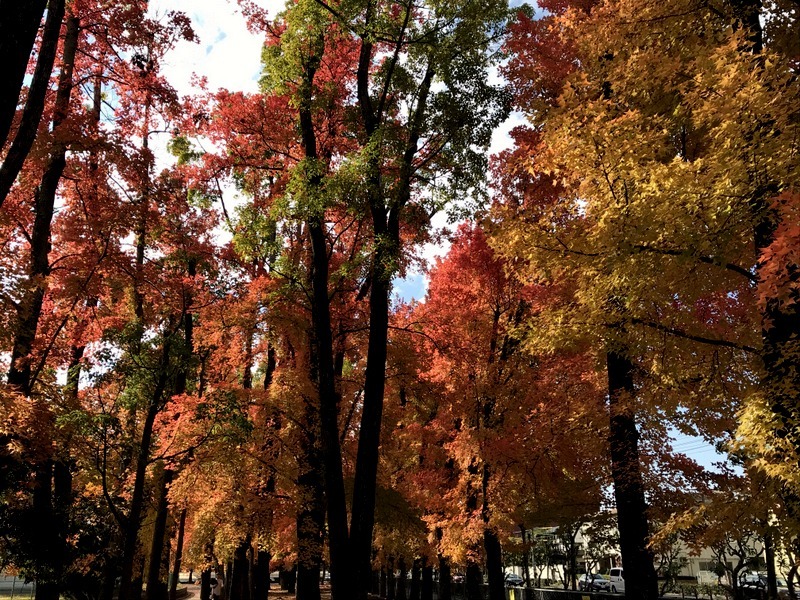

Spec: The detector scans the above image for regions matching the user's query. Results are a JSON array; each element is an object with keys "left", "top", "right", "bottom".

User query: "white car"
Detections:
[
  {"left": 609, "top": 567, "right": 625, "bottom": 593},
  {"left": 579, "top": 573, "right": 611, "bottom": 592}
]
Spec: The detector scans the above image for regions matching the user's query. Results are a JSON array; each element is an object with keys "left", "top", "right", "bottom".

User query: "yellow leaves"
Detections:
[{"left": 735, "top": 390, "right": 800, "bottom": 490}]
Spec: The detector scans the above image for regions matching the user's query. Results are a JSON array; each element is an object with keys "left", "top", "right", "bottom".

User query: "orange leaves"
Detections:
[{"left": 758, "top": 192, "right": 800, "bottom": 312}]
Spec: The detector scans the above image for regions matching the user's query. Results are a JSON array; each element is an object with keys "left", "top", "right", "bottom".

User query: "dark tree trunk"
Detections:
[
  {"left": 351, "top": 225, "right": 391, "bottom": 600},
  {"left": 146, "top": 465, "right": 172, "bottom": 600},
  {"left": 7, "top": 12, "right": 78, "bottom": 394},
  {"left": 438, "top": 554, "right": 452, "bottom": 600},
  {"left": 119, "top": 339, "right": 173, "bottom": 600},
  {"left": 253, "top": 551, "right": 271, "bottom": 600},
  {"left": 607, "top": 349, "right": 658, "bottom": 600},
  {"left": 295, "top": 410, "right": 323, "bottom": 600},
  {"left": 133, "top": 562, "right": 145, "bottom": 600},
  {"left": 520, "top": 525, "right": 531, "bottom": 588},
  {"left": 0, "top": 0, "right": 47, "bottom": 150},
  {"left": 397, "top": 557, "right": 407, "bottom": 600},
  {"left": 421, "top": 563, "right": 434, "bottom": 600},
  {"left": 7, "top": 18, "right": 80, "bottom": 600},
  {"left": 765, "top": 532, "right": 778, "bottom": 600},
  {"left": 0, "top": 0, "right": 66, "bottom": 207},
  {"left": 287, "top": 567, "right": 296, "bottom": 595},
  {"left": 387, "top": 557, "right": 396, "bottom": 600},
  {"left": 100, "top": 550, "right": 119, "bottom": 600},
  {"left": 466, "top": 563, "right": 483, "bottom": 600},
  {"left": 484, "top": 529, "right": 504, "bottom": 600},
  {"left": 32, "top": 461, "right": 58, "bottom": 600},
  {"left": 410, "top": 560, "right": 421, "bottom": 600},
  {"left": 230, "top": 543, "right": 250, "bottom": 600},
  {"left": 169, "top": 508, "right": 187, "bottom": 600},
  {"left": 380, "top": 566, "right": 388, "bottom": 598},
  {"left": 372, "top": 570, "right": 381, "bottom": 595},
  {"left": 248, "top": 546, "right": 257, "bottom": 600},
  {"left": 296, "top": 38, "right": 352, "bottom": 600},
  {"left": 350, "top": 45, "right": 435, "bottom": 600},
  {"left": 201, "top": 569, "right": 212, "bottom": 600}
]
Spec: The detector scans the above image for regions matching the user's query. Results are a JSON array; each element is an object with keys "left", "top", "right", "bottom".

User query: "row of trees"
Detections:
[{"left": 0, "top": 0, "right": 797, "bottom": 600}]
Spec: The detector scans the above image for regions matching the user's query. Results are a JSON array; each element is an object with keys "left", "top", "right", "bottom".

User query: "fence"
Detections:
[{"left": 0, "top": 575, "right": 36, "bottom": 599}]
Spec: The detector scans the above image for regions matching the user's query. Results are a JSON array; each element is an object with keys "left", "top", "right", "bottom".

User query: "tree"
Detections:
[{"left": 491, "top": 0, "right": 800, "bottom": 593}]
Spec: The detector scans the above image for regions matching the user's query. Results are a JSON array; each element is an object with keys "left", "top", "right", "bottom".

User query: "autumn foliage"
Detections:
[{"left": 0, "top": 0, "right": 798, "bottom": 600}]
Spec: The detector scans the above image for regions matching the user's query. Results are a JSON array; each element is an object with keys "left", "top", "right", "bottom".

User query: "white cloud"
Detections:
[{"left": 148, "top": 0, "right": 286, "bottom": 96}]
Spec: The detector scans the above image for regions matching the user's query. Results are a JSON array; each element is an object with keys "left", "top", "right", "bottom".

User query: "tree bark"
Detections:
[
  {"left": 253, "top": 550, "right": 271, "bottom": 600},
  {"left": 169, "top": 508, "right": 187, "bottom": 600},
  {"left": 409, "top": 560, "right": 421, "bottom": 600},
  {"left": 0, "top": 0, "right": 66, "bottom": 207},
  {"left": 607, "top": 349, "right": 658, "bottom": 600},
  {"left": 229, "top": 543, "right": 250, "bottom": 600},
  {"left": 5, "top": 17, "right": 80, "bottom": 600},
  {"left": 0, "top": 0, "right": 47, "bottom": 151},
  {"left": 295, "top": 396, "right": 323, "bottom": 600},
  {"left": 387, "top": 557, "right": 396, "bottom": 600},
  {"left": 119, "top": 338, "right": 174, "bottom": 600},
  {"left": 295, "top": 32, "right": 353, "bottom": 600},
  {"left": 438, "top": 554, "right": 452, "bottom": 600},
  {"left": 350, "top": 30, "right": 435, "bottom": 599},
  {"left": 484, "top": 529, "right": 504, "bottom": 600},
  {"left": 520, "top": 525, "right": 531, "bottom": 588},
  {"left": 466, "top": 563, "right": 483, "bottom": 600},
  {"left": 421, "top": 563, "right": 434, "bottom": 600},
  {"left": 201, "top": 568, "right": 212, "bottom": 600},
  {"left": 397, "top": 557, "right": 407, "bottom": 600},
  {"left": 7, "top": 12, "right": 79, "bottom": 394},
  {"left": 146, "top": 464, "right": 172, "bottom": 600}
]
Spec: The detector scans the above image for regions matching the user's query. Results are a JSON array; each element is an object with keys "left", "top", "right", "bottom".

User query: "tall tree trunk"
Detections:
[
  {"left": 482, "top": 459, "right": 504, "bottom": 600},
  {"left": 201, "top": 568, "right": 212, "bottom": 600},
  {"left": 438, "top": 554, "right": 452, "bottom": 600},
  {"left": 607, "top": 349, "right": 658, "bottom": 600},
  {"left": 765, "top": 532, "right": 778, "bottom": 600},
  {"left": 7, "top": 12, "right": 79, "bottom": 394},
  {"left": 169, "top": 508, "right": 187, "bottom": 600},
  {"left": 296, "top": 35, "right": 352, "bottom": 600},
  {"left": 253, "top": 550, "right": 271, "bottom": 600},
  {"left": 421, "top": 562, "right": 434, "bottom": 600},
  {"left": 119, "top": 338, "right": 174, "bottom": 600},
  {"left": 466, "top": 564, "right": 483, "bottom": 600},
  {"left": 0, "top": 0, "right": 66, "bottom": 207},
  {"left": 248, "top": 546, "right": 257, "bottom": 600},
  {"left": 387, "top": 557, "right": 396, "bottom": 600},
  {"left": 484, "top": 529, "right": 504, "bottom": 600},
  {"left": 295, "top": 395, "right": 323, "bottom": 600},
  {"left": 146, "top": 464, "right": 172, "bottom": 600},
  {"left": 0, "top": 0, "right": 47, "bottom": 150},
  {"left": 409, "top": 560, "right": 421, "bottom": 600},
  {"left": 520, "top": 525, "right": 531, "bottom": 588},
  {"left": 351, "top": 257, "right": 390, "bottom": 598},
  {"left": 230, "top": 542, "right": 250, "bottom": 600},
  {"left": 350, "top": 62, "right": 434, "bottom": 600},
  {"left": 397, "top": 557, "right": 407, "bottom": 600},
  {"left": 3, "top": 16, "right": 80, "bottom": 600}
]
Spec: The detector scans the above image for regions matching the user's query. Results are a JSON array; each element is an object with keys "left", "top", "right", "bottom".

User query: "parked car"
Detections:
[
  {"left": 609, "top": 567, "right": 625, "bottom": 593},
  {"left": 739, "top": 573, "right": 791, "bottom": 600},
  {"left": 505, "top": 573, "right": 524, "bottom": 587},
  {"left": 579, "top": 573, "right": 611, "bottom": 592}
]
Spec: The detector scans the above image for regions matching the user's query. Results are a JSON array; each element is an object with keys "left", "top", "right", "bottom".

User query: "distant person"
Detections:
[
  {"left": 210, "top": 577, "right": 219, "bottom": 600},
  {"left": 212, "top": 573, "right": 224, "bottom": 600}
]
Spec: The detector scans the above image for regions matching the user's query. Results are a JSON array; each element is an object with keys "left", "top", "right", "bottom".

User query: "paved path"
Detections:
[{"left": 181, "top": 583, "right": 333, "bottom": 600}]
